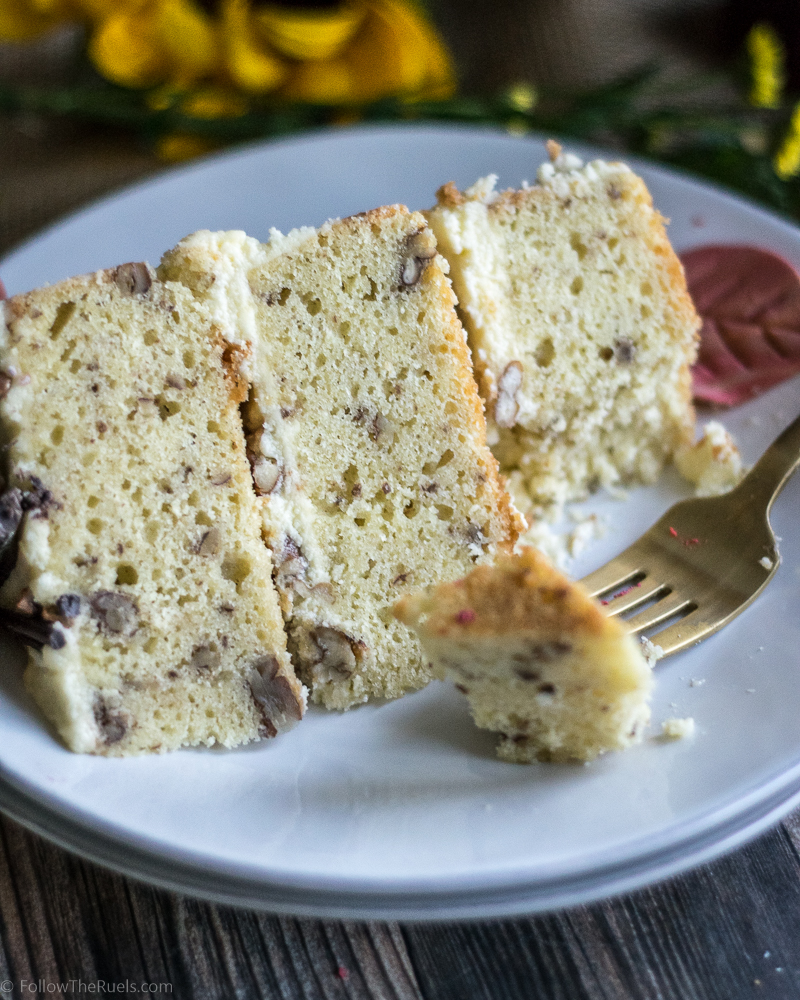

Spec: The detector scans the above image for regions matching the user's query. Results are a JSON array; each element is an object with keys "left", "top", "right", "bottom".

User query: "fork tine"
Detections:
[
  {"left": 640, "top": 608, "right": 713, "bottom": 658},
  {"left": 623, "top": 592, "right": 696, "bottom": 634},
  {"left": 602, "top": 578, "right": 666, "bottom": 616},
  {"left": 580, "top": 556, "right": 646, "bottom": 599}
]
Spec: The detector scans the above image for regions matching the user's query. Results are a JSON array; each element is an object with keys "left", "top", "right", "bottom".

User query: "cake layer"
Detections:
[
  {"left": 162, "top": 212, "right": 522, "bottom": 710},
  {"left": 0, "top": 264, "right": 304, "bottom": 754},
  {"left": 427, "top": 145, "right": 700, "bottom": 509},
  {"left": 395, "top": 546, "right": 652, "bottom": 763}
]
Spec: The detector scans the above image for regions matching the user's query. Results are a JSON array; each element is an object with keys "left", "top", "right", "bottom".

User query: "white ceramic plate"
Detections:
[{"left": 1, "top": 125, "right": 800, "bottom": 921}]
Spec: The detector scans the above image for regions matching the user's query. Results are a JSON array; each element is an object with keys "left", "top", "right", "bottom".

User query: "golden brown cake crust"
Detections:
[{"left": 396, "top": 547, "right": 606, "bottom": 640}]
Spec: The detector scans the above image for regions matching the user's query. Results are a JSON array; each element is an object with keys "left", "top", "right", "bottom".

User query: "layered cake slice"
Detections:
[
  {"left": 427, "top": 142, "right": 700, "bottom": 510},
  {"left": 0, "top": 263, "right": 304, "bottom": 754},
  {"left": 395, "top": 546, "right": 652, "bottom": 762},
  {"left": 161, "top": 211, "right": 522, "bottom": 710}
]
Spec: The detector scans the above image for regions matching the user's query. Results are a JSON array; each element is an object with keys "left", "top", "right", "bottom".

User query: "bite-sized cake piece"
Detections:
[
  {"left": 162, "top": 211, "right": 522, "bottom": 710},
  {"left": 395, "top": 546, "right": 652, "bottom": 763},
  {"left": 675, "top": 420, "right": 743, "bottom": 496},
  {"left": 427, "top": 142, "right": 700, "bottom": 509},
  {"left": 0, "top": 264, "right": 304, "bottom": 755}
]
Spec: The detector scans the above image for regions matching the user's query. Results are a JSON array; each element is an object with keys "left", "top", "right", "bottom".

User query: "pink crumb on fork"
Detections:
[
  {"left": 600, "top": 581, "right": 641, "bottom": 606},
  {"left": 455, "top": 608, "right": 476, "bottom": 624}
]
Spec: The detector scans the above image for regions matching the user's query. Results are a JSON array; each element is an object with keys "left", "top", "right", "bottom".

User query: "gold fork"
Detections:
[{"left": 580, "top": 411, "right": 800, "bottom": 657}]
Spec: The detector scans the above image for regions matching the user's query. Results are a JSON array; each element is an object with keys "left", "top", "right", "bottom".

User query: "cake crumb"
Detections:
[
  {"left": 518, "top": 518, "right": 570, "bottom": 570},
  {"left": 689, "top": 678, "right": 706, "bottom": 687},
  {"left": 640, "top": 636, "right": 664, "bottom": 669},
  {"left": 675, "top": 420, "right": 744, "bottom": 496},
  {"left": 661, "top": 717, "right": 695, "bottom": 740},
  {"left": 759, "top": 555, "right": 774, "bottom": 570},
  {"left": 567, "top": 512, "right": 607, "bottom": 557}
]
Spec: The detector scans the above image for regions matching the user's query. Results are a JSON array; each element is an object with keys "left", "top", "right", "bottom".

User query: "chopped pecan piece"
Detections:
[
  {"left": 55, "top": 593, "right": 81, "bottom": 620},
  {"left": 400, "top": 230, "right": 437, "bottom": 289},
  {"left": 463, "top": 521, "right": 488, "bottom": 557},
  {"left": 309, "top": 626, "right": 365, "bottom": 684},
  {"left": 248, "top": 654, "right": 303, "bottom": 737},
  {"left": 20, "top": 476, "right": 60, "bottom": 518},
  {"left": 527, "top": 642, "right": 571, "bottom": 663},
  {"left": 251, "top": 456, "right": 282, "bottom": 495},
  {"left": 93, "top": 693, "right": 130, "bottom": 745},
  {"left": 0, "top": 488, "right": 23, "bottom": 551},
  {"left": 90, "top": 591, "right": 139, "bottom": 637},
  {"left": 14, "top": 589, "right": 37, "bottom": 616},
  {"left": 114, "top": 262, "right": 152, "bottom": 296},
  {"left": 197, "top": 527, "right": 221, "bottom": 557},
  {"left": 190, "top": 644, "right": 221, "bottom": 671},
  {"left": 614, "top": 337, "right": 636, "bottom": 363},
  {"left": 274, "top": 537, "right": 308, "bottom": 593},
  {"left": 0, "top": 605, "right": 66, "bottom": 650}
]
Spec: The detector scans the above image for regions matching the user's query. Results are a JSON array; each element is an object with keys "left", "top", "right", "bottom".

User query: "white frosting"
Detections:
[
  {"left": 35, "top": 624, "right": 99, "bottom": 753},
  {"left": 263, "top": 225, "right": 318, "bottom": 259},
  {"left": 185, "top": 230, "right": 332, "bottom": 589},
  {"left": 464, "top": 174, "right": 500, "bottom": 204},
  {"left": 19, "top": 516, "right": 50, "bottom": 572},
  {"left": 177, "top": 230, "right": 263, "bottom": 351},
  {"left": 537, "top": 156, "right": 630, "bottom": 198}
]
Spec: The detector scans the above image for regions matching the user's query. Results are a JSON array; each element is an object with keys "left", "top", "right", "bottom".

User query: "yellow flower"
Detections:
[
  {"left": 747, "top": 23, "right": 784, "bottom": 110},
  {"left": 220, "top": 0, "right": 286, "bottom": 93},
  {"left": 255, "top": 2, "right": 365, "bottom": 61},
  {"left": 506, "top": 82, "right": 537, "bottom": 113},
  {"left": 0, "top": 0, "right": 455, "bottom": 107},
  {"left": 0, "top": 0, "right": 73, "bottom": 39},
  {"left": 181, "top": 86, "right": 247, "bottom": 118},
  {"left": 774, "top": 102, "right": 800, "bottom": 180},
  {"left": 280, "top": 0, "right": 454, "bottom": 105},
  {"left": 156, "top": 132, "right": 221, "bottom": 160},
  {"left": 89, "top": 0, "right": 218, "bottom": 88}
]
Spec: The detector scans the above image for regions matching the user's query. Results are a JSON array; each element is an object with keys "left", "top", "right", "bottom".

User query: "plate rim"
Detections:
[
  {"left": 2, "top": 122, "right": 800, "bottom": 919},
  {"left": 2, "top": 756, "right": 800, "bottom": 920}
]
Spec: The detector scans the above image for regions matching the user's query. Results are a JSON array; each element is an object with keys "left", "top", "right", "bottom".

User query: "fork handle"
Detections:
[{"left": 736, "top": 410, "right": 800, "bottom": 513}]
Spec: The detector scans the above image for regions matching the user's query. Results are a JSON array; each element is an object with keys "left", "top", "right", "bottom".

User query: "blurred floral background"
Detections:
[{"left": 1, "top": 0, "right": 800, "bottom": 257}]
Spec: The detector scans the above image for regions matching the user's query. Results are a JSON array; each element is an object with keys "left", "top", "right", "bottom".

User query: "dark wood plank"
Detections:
[
  {"left": 2, "top": 808, "right": 800, "bottom": 1000},
  {"left": 0, "top": 815, "right": 423, "bottom": 999},
  {"left": 402, "top": 821, "right": 800, "bottom": 1000}
]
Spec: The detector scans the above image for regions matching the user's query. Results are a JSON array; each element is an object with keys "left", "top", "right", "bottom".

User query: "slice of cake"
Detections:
[
  {"left": 395, "top": 546, "right": 652, "bottom": 763},
  {"left": 426, "top": 142, "right": 700, "bottom": 510},
  {"left": 0, "top": 263, "right": 304, "bottom": 755},
  {"left": 160, "top": 211, "right": 522, "bottom": 710}
]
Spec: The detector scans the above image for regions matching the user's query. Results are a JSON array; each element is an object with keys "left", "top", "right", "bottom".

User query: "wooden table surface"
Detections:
[
  {"left": 0, "top": 809, "right": 798, "bottom": 999},
  {"left": 2, "top": 6, "right": 800, "bottom": 997}
]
